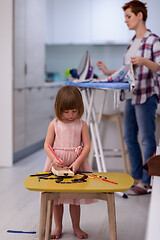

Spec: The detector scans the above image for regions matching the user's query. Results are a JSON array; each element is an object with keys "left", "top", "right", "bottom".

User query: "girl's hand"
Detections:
[
  {"left": 68, "top": 161, "right": 80, "bottom": 174},
  {"left": 52, "top": 158, "right": 63, "bottom": 168},
  {"left": 131, "top": 57, "right": 144, "bottom": 67}
]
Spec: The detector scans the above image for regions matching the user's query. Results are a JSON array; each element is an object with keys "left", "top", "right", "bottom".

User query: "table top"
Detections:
[
  {"left": 66, "top": 81, "right": 130, "bottom": 90},
  {"left": 24, "top": 172, "right": 134, "bottom": 193}
]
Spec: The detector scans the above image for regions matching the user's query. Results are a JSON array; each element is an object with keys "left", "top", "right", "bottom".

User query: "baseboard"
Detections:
[{"left": 13, "top": 139, "right": 45, "bottom": 163}]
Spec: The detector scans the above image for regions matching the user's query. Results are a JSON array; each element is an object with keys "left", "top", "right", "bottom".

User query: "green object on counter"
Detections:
[{"left": 65, "top": 69, "right": 70, "bottom": 77}]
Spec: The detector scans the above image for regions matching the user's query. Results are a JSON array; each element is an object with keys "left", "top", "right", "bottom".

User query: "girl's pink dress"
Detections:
[{"left": 44, "top": 118, "right": 95, "bottom": 205}]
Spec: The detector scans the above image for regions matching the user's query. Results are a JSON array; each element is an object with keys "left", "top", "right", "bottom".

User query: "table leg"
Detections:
[
  {"left": 107, "top": 193, "right": 117, "bottom": 240},
  {"left": 46, "top": 200, "right": 54, "bottom": 240},
  {"left": 39, "top": 192, "right": 48, "bottom": 240}
]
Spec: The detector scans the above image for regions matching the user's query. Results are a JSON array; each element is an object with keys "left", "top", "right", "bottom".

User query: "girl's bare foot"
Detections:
[
  {"left": 51, "top": 227, "right": 62, "bottom": 239},
  {"left": 74, "top": 227, "right": 88, "bottom": 239}
]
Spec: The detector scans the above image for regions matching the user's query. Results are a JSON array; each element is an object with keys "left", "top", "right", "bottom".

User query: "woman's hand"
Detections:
[
  {"left": 97, "top": 61, "right": 117, "bottom": 75},
  {"left": 131, "top": 57, "right": 144, "bottom": 67},
  {"left": 97, "top": 61, "right": 109, "bottom": 75},
  {"left": 131, "top": 56, "right": 159, "bottom": 73}
]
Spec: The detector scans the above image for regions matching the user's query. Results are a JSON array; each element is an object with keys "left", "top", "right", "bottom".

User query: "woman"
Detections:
[{"left": 97, "top": 0, "right": 160, "bottom": 195}]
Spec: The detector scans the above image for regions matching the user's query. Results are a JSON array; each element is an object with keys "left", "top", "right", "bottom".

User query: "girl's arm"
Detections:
[
  {"left": 131, "top": 57, "right": 159, "bottom": 73},
  {"left": 69, "top": 120, "right": 90, "bottom": 173},
  {"left": 44, "top": 120, "right": 63, "bottom": 167}
]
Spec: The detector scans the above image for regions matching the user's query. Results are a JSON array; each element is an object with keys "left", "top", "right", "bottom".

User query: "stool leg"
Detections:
[
  {"left": 101, "top": 113, "right": 131, "bottom": 174},
  {"left": 39, "top": 192, "right": 48, "bottom": 240},
  {"left": 46, "top": 200, "right": 54, "bottom": 240},
  {"left": 106, "top": 193, "right": 117, "bottom": 240}
]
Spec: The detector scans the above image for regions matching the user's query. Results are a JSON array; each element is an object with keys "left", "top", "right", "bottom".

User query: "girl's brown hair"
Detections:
[
  {"left": 54, "top": 85, "right": 84, "bottom": 120},
  {"left": 122, "top": 0, "right": 147, "bottom": 22}
]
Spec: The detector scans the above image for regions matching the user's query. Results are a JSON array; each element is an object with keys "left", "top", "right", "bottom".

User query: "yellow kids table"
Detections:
[{"left": 24, "top": 172, "right": 133, "bottom": 240}]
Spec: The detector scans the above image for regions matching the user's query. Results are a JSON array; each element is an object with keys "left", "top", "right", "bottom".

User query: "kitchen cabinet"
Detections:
[
  {"left": 13, "top": 90, "right": 26, "bottom": 152},
  {"left": 45, "top": 0, "right": 132, "bottom": 45},
  {"left": 45, "top": 0, "right": 160, "bottom": 45},
  {"left": 90, "top": 0, "right": 132, "bottom": 44},
  {"left": 13, "top": 0, "right": 46, "bottom": 156},
  {"left": 25, "top": 0, "right": 45, "bottom": 87},
  {"left": 25, "top": 88, "right": 47, "bottom": 147},
  {"left": 14, "top": 0, "right": 25, "bottom": 89},
  {"left": 43, "top": 87, "right": 59, "bottom": 116},
  {"left": 13, "top": 86, "right": 60, "bottom": 154},
  {"left": 145, "top": 0, "right": 160, "bottom": 37},
  {"left": 24, "top": 86, "right": 60, "bottom": 148},
  {"left": 45, "top": 0, "right": 91, "bottom": 44},
  {"left": 14, "top": 0, "right": 45, "bottom": 89}
]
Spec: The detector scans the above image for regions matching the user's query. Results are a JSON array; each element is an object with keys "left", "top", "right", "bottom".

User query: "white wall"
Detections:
[{"left": 0, "top": 0, "right": 13, "bottom": 167}]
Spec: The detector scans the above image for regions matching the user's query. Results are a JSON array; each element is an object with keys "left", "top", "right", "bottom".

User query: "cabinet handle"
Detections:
[
  {"left": 25, "top": 63, "right": 27, "bottom": 75},
  {"left": 50, "top": 96, "right": 55, "bottom": 100},
  {"left": 49, "top": 115, "right": 54, "bottom": 119}
]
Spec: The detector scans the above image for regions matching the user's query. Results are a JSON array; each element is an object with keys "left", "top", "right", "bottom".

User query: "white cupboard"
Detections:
[
  {"left": 13, "top": 90, "right": 25, "bottom": 152},
  {"left": 145, "top": 0, "right": 160, "bottom": 37},
  {"left": 45, "top": 0, "right": 91, "bottom": 44},
  {"left": 45, "top": 0, "right": 160, "bottom": 45},
  {"left": 13, "top": 0, "right": 47, "bottom": 156},
  {"left": 90, "top": 0, "right": 132, "bottom": 44},
  {"left": 13, "top": 86, "right": 60, "bottom": 154},
  {"left": 14, "top": 0, "right": 45, "bottom": 89},
  {"left": 14, "top": 0, "right": 25, "bottom": 89},
  {"left": 45, "top": 0, "right": 132, "bottom": 45},
  {"left": 25, "top": 0, "right": 45, "bottom": 87}
]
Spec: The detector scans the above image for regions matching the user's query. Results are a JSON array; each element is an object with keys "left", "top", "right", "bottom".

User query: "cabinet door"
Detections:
[
  {"left": 43, "top": 87, "right": 60, "bottom": 118},
  {"left": 14, "top": 0, "right": 45, "bottom": 89},
  {"left": 13, "top": 90, "right": 26, "bottom": 152},
  {"left": 25, "top": 87, "right": 60, "bottom": 148},
  {"left": 25, "top": 88, "right": 46, "bottom": 147},
  {"left": 90, "top": 0, "right": 132, "bottom": 44},
  {"left": 45, "top": 0, "right": 91, "bottom": 44},
  {"left": 14, "top": 0, "right": 25, "bottom": 89},
  {"left": 14, "top": 0, "right": 45, "bottom": 153},
  {"left": 146, "top": 0, "right": 160, "bottom": 37},
  {"left": 25, "top": 0, "right": 45, "bottom": 87}
]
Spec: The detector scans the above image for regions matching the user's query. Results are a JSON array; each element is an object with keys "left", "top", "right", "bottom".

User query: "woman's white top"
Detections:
[{"left": 125, "top": 38, "right": 142, "bottom": 65}]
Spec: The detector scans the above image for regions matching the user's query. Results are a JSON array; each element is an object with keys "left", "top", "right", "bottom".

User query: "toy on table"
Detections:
[{"left": 52, "top": 166, "right": 74, "bottom": 177}]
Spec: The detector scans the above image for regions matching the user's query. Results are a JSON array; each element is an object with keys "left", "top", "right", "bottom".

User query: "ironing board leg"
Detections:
[
  {"left": 90, "top": 122, "right": 103, "bottom": 171},
  {"left": 46, "top": 200, "right": 54, "bottom": 240}
]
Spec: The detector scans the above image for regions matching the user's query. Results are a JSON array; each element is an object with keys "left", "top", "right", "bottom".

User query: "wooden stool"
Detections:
[{"left": 101, "top": 113, "right": 131, "bottom": 174}]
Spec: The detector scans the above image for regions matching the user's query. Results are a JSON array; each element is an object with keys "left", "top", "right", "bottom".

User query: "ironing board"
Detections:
[
  {"left": 66, "top": 81, "right": 130, "bottom": 172},
  {"left": 24, "top": 172, "right": 134, "bottom": 240}
]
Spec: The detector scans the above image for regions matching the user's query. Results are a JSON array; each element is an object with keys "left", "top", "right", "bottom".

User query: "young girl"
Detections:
[{"left": 44, "top": 85, "right": 94, "bottom": 239}]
